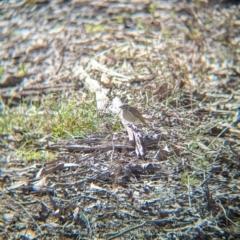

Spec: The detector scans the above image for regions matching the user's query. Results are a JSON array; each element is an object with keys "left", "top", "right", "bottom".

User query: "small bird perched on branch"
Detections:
[{"left": 119, "top": 104, "right": 149, "bottom": 127}]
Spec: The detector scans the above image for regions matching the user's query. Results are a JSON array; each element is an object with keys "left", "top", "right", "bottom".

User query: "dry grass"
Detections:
[{"left": 0, "top": 0, "right": 240, "bottom": 239}]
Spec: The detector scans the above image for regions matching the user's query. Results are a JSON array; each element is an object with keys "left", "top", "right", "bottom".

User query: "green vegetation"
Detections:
[
  {"left": 86, "top": 23, "right": 104, "bottom": 33},
  {"left": 188, "top": 29, "right": 202, "bottom": 41},
  {"left": 181, "top": 171, "right": 198, "bottom": 186},
  {"left": 17, "top": 63, "right": 27, "bottom": 76},
  {"left": 0, "top": 65, "right": 3, "bottom": 78},
  {"left": 148, "top": 3, "right": 157, "bottom": 15},
  {"left": 162, "top": 29, "right": 171, "bottom": 41},
  {"left": 1, "top": 94, "right": 121, "bottom": 137},
  {"left": 0, "top": 94, "right": 121, "bottom": 162},
  {"left": 137, "top": 19, "right": 144, "bottom": 30},
  {"left": 170, "top": 10, "right": 175, "bottom": 18},
  {"left": 115, "top": 13, "right": 131, "bottom": 24},
  {"left": 16, "top": 148, "right": 54, "bottom": 162}
]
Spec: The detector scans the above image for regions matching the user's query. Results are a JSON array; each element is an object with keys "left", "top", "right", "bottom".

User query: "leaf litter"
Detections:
[{"left": 0, "top": 0, "right": 240, "bottom": 239}]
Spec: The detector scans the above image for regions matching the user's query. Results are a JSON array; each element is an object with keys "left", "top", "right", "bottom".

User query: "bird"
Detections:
[{"left": 119, "top": 104, "right": 148, "bottom": 126}]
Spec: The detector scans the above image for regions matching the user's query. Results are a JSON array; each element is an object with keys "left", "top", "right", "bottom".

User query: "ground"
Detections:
[{"left": 0, "top": 0, "right": 240, "bottom": 239}]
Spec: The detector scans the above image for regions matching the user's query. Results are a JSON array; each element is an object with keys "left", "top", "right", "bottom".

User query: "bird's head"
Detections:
[{"left": 119, "top": 104, "right": 130, "bottom": 110}]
